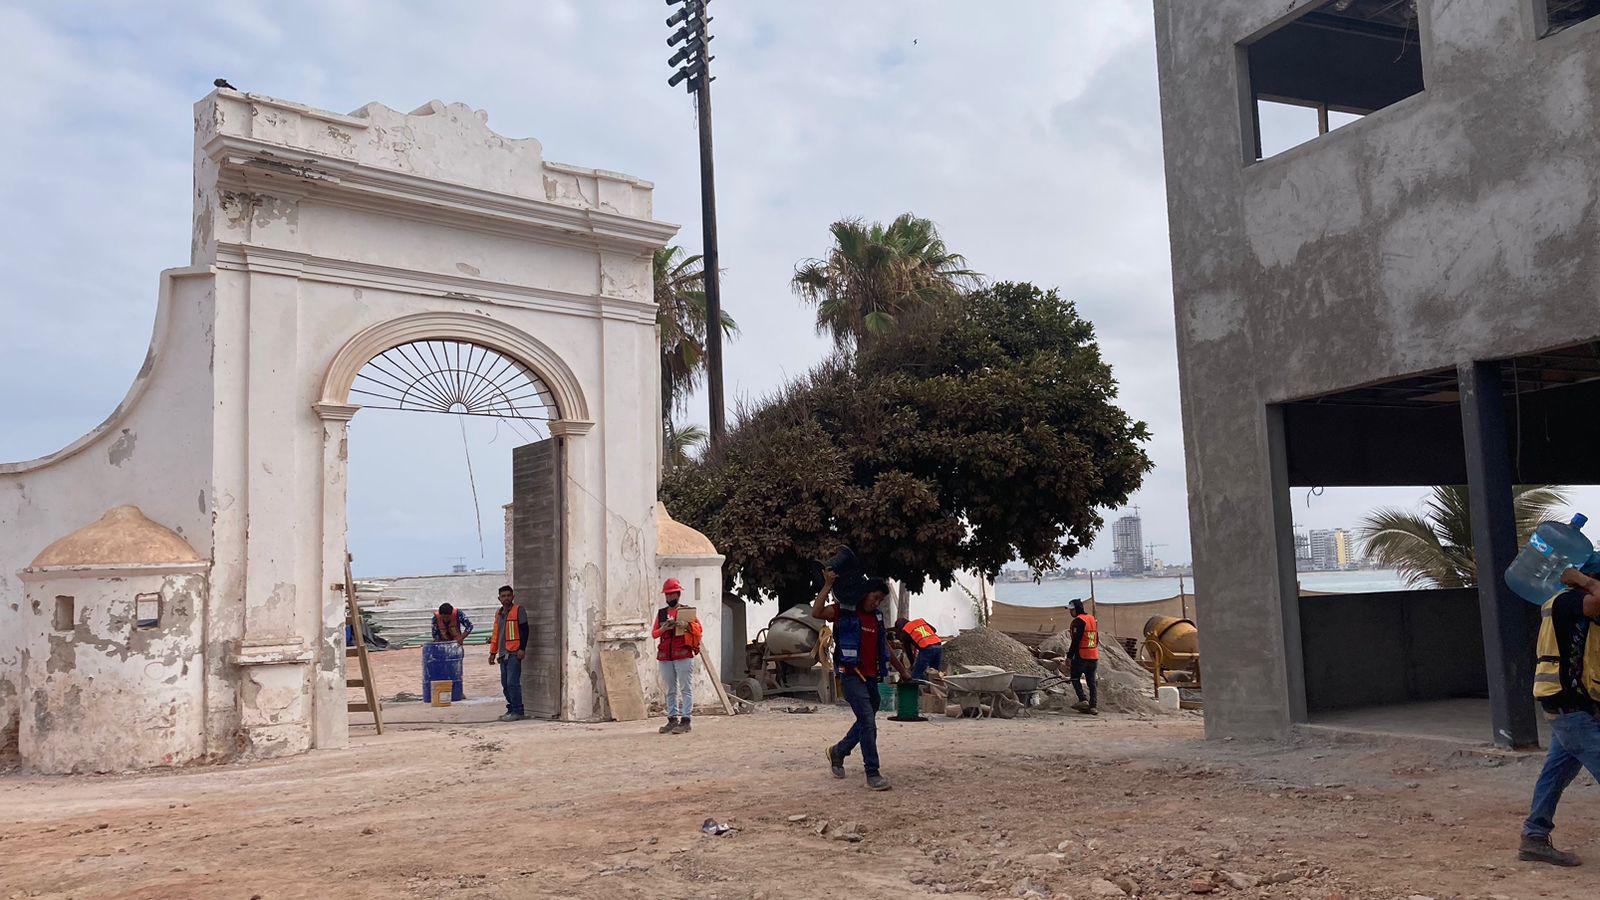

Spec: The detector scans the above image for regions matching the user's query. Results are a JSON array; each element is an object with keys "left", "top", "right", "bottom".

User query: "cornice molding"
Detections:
[
  {"left": 202, "top": 134, "right": 679, "bottom": 256},
  {"left": 213, "top": 243, "right": 657, "bottom": 326}
]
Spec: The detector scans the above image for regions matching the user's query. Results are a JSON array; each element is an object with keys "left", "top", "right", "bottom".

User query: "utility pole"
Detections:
[{"left": 665, "top": 0, "right": 725, "bottom": 447}]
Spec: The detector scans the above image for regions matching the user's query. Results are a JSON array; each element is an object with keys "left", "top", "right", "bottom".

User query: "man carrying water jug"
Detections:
[{"left": 1517, "top": 566, "right": 1600, "bottom": 867}]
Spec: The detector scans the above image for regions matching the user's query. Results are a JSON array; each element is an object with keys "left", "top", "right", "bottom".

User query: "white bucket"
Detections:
[{"left": 1158, "top": 685, "right": 1181, "bottom": 711}]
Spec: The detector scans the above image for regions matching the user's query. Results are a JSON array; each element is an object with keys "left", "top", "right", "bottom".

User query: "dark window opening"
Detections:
[
  {"left": 53, "top": 596, "right": 75, "bottom": 632},
  {"left": 1540, "top": 0, "right": 1600, "bottom": 36},
  {"left": 135, "top": 593, "right": 161, "bottom": 629},
  {"left": 1244, "top": 0, "right": 1426, "bottom": 160}
]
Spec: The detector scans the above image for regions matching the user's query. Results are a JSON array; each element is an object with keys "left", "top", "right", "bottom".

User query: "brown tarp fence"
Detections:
[{"left": 989, "top": 593, "right": 1199, "bottom": 644}]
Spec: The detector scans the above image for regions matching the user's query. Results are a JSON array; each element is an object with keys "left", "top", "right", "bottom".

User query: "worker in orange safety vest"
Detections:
[
  {"left": 893, "top": 616, "right": 945, "bottom": 684},
  {"left": 1068, "top": 598, "right": 1099, "bottom": 715},
  {"left": 489, "top": 585, "right": 529, "bottom": 721}
]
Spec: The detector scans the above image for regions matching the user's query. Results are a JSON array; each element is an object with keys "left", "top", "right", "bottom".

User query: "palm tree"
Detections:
[
  {"left": 1357, "top": 485, "right": 1570, "bottom": 589},
  {"left": 664, "top": 422, "right": 708, "bottom": 470},
  {"left": 791, "top": 213, "right": 979, "bottom": 350},
  {"left": 655, "top": 246, "right": 737, "bottom": 426}
]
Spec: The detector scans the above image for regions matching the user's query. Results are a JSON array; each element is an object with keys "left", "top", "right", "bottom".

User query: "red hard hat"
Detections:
[{"left": 662, "top": 578, "right": 683, "bottom": 594}]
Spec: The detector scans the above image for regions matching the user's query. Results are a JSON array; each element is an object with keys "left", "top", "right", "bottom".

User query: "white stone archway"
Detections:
[{"left": 0, "top": 89, "right": 676, "bottom": 768}]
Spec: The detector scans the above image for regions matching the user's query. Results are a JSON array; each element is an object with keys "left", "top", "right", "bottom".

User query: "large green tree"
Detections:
[
  {"left": 791, "top": 212, "right": 979, "bottom": 350},
  {"left": 655, "top": 246, "right": 737, "bottom": 425},
  {"left": 661, "top": 281, "right": 1152, "bottom": 605},
  {"left": 1357, "top": 484, "right": 1569, "bottom": 588}
]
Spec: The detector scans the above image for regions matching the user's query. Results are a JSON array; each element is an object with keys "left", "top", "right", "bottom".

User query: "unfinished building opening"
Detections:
[
  {"left": 1538, "top": 0, "right": 1600, "bottom": 36},
  {"left": 345, "top": 338, "right": 567, "bottom": 720},
  {"left": 1242, "top": 0, "right": 1426, "bottom": 160},
  {"left": 1274, "top": 343, "right": 1600, "bottom": 747}
]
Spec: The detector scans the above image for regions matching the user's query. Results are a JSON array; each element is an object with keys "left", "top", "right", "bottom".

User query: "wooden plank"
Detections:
[
  {"left": 699, "top": 652, "right": 736, "bottom": 716},
  {"left": 599, "top": 649, "right": 647, "bottom": 722},
  {"left": 348, "top": 703, "right": 373, "bottom": 713},
  {"left": 345, "top": 553, "right": 384, "bottom": 735}
]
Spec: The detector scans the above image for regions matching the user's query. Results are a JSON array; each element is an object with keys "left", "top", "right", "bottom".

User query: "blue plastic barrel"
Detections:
[{"left": 422, "top": 642, "right": 466, "bottom": 702}]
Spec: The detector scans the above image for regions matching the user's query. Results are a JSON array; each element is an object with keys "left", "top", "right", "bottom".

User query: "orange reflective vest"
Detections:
[
  {"left": 1075, "top": 613, "right": 1100, "bottom": 661},
  {"left": 902, "top": 618, "right": 941, "bottom": 650},
  {"left": 490, "top": 604, "right": 524, "bottom": 653},
  {"left": 433, "top": 610, "right": 465, "bottom": 641}
]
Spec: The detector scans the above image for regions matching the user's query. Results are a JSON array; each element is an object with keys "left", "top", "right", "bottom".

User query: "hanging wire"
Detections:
[{"left": 459, "top": 415, "right": 485, "bottom": 559}]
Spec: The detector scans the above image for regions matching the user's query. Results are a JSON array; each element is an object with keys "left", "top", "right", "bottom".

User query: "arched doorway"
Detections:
[{"left": 316, "top": 313, "right": 594, "bottom": 723}]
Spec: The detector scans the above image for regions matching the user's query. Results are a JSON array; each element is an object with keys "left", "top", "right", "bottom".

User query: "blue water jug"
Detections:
[{"left": 1505, "top": 514, "right": 1592, "bottom": 605}]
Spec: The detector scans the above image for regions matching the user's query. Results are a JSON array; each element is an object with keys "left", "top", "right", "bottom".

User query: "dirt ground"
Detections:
[{"left": 1, "top": 707, "right": 1596, "bottom": 900}]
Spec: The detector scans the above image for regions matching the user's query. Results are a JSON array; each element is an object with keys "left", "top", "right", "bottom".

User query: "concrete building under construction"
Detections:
[{"left": 1155, "top": 0, "right": 1600, "bottom": 747}]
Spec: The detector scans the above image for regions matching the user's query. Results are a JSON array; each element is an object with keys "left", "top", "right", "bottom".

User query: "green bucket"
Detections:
[{"left": 878, "top": 681, "right": 895, "bottom": 712}]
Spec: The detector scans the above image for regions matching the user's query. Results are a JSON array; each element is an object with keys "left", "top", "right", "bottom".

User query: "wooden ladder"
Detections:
[{"left": 340, "top": 552, "right": 384, "bottom": 734}]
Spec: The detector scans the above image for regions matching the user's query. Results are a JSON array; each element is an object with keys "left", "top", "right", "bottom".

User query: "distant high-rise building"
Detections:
[
  {"left": 1334, "top": 529, "right": 1352, "bottom": 569},
  {"left": 1111, "top": 513, "right": 1145, "bottom": 575},
  {"left": 1294, "top": 530, "right": 1311, "bottom": 568},
  {"left": 1308, "top": 529, "right": 1340, "bottom": 571}
]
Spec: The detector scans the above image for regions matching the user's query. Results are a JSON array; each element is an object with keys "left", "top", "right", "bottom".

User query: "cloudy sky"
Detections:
[{"left": 3, "top": 1, "right": 1589, "bottom": 578}]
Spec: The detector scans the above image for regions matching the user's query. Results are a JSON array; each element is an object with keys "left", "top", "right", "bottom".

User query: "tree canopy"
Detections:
[
  {"left": 655, "top": 245, "right": 736, "bottom": 424},
  {"left": 791, "top": 213, "right": 979, "bottom": 350},
  {"left": 661, "top": 281, "right": 1152, "bottom": 606}
]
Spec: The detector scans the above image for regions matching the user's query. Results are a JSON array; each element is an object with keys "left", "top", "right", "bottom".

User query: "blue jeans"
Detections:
[
  {"left": 912, "top": 644, "right": 943, "bottom": 682},
  {"left": 835, "top": 674, "right": 882, "bottom": 776},
  {"left": 659, "top": 657, "right": 695, "bottom": 718},
  {"left": 498, "top": 652, "right": 524, "bottom": 716},
  {"left": 1524, "top": 711, "right": 1600, "bottom": 839}
]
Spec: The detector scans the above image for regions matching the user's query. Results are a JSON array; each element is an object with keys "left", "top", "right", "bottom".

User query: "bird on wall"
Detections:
[{"left": 213, "top": 78, "right": 238, "bottom": 91}]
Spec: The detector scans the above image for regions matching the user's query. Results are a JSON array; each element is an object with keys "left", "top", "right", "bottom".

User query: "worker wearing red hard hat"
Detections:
[{"left": 654, "top": 577, "right": 704, "bottom": 734}]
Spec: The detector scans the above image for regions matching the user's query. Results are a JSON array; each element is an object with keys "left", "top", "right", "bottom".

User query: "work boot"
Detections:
[
  {"left": 672, "top": 717, "right": 692, "bottom": 734},
  {"left": 1071, "top": 700, "right": 1090, "bottom": 712},
  {"left": 497, "top": 712, "right": 518, "bottom": 722},
  {"left": 659, "top": 716, "right": 678, "bottom": 734},
  {"left": 1519, "top": 834, "right": 1582, "bottom": 867},
  {"left": 866, "top": 773, "right": 892, "bottom": 791},
  {"left": 826, "top": 745, "right": 846, "bottom": 779}
]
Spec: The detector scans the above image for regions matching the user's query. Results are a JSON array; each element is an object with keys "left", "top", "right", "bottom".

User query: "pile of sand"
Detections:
[{"left": 941, "top": 627, "right": 1053, "bottom": 678}]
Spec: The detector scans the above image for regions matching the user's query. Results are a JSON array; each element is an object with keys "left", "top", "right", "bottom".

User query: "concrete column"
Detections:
[
  {"left": 1458, "top": 362, "right": 1539, "bottom": 749},
  {"left": 312, "top": 403, "right": 358, "bottom": 751}
]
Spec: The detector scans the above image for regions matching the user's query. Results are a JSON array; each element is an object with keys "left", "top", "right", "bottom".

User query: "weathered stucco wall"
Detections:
[
  {"left": 0, "top": 87, "right": 675, "bottom": 768},
  {"left": 20, "top": 566, "right": 208, "bottom": 773},
  {"left": 1154, "top": 0, "right": 1600, "bottom": 738},
  {"left": 0, "top": 272, "right": 216, "bottom": 756}
]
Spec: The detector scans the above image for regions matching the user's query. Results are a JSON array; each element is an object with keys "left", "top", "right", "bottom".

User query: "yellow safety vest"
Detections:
[{"left": 1534, "top": 596, "right": 1600, "bottom": 704}]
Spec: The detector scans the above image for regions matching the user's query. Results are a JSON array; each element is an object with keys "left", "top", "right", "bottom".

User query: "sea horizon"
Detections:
[{"left": 994, "top": 568, "right": 1412, "bottom": 607}]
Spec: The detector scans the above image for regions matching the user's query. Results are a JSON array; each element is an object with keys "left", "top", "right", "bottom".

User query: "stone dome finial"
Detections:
[
  {"left": 30, "top": 506, "right": 201, "bottom": 568},
  {"left": 656, "top": 501, "right": 718, "bottom": 557}
]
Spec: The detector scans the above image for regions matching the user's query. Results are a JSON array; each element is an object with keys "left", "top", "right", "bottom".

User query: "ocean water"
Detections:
[{"left": 995, "top": 569, "right": 1412, "bottom": 607}]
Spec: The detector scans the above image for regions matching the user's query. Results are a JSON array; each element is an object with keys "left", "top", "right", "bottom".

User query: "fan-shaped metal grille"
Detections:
[{"left": 351, "top": 340, "right": 558, "bottom": 426}]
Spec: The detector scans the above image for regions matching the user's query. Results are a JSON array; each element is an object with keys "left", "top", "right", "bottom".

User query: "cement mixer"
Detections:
[
  {"left": 735, "top": 605, "right": 835, "bottom": 704},
  {"left": 1143, "top": 616, "right": 1199, "bottom": 655},
  {"left": 1142, "top": 615, "right": 1201, "bottom": 692}
]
